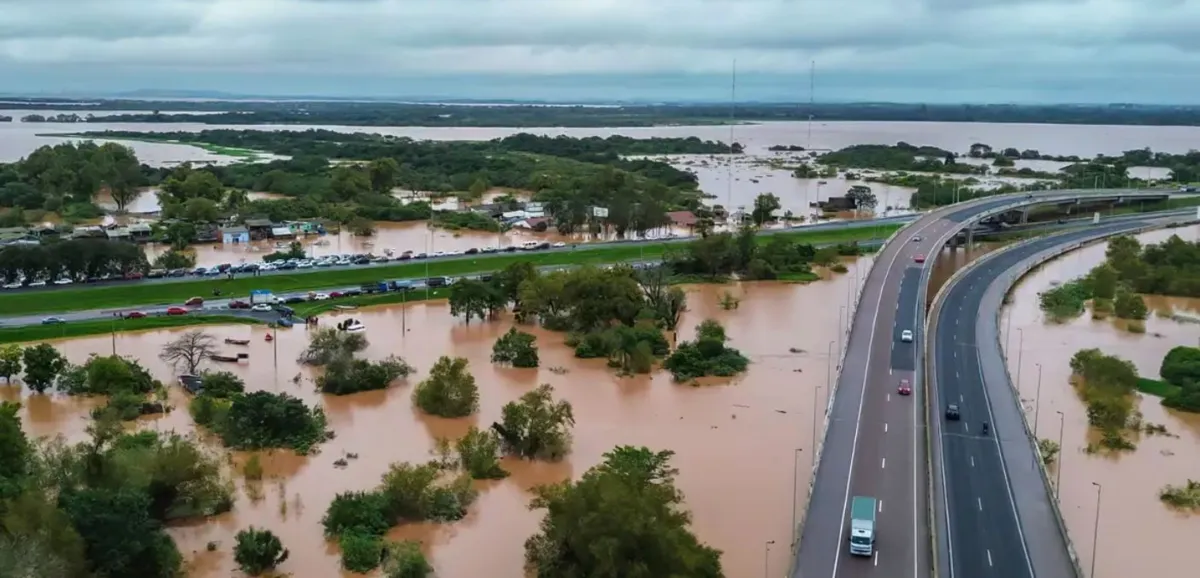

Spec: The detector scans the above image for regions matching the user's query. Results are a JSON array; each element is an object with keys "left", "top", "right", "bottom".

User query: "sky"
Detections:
[{"left": 1, "top": 0, "right": 1197, "bottom": 104}]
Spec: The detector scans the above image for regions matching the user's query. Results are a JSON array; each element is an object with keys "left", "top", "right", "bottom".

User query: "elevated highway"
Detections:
[
  {"left": 926, "top": 215, "right": 1190, "bottom": 578},
  {"left": 790, "top": 188, "right": 1184, "bottom": 578}
]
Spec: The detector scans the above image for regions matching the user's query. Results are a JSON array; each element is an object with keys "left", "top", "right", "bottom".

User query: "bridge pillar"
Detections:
[
  {"left": 1020, "top": 208, "right": 1030, "bottom": 224},
  {"left": 966, "top": 228, "right": 974, "bottom": 250}
]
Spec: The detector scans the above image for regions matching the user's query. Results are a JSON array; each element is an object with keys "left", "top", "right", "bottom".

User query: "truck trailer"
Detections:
[{"left": 849, "top": 495, "right": 877, "bottom": 556}]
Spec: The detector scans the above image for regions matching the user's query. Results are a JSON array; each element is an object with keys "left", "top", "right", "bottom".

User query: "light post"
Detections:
[
  {"left": 1034, "top": 363, "right": 1043, "bottom": 436},
  {"left": 1090, "top": 482, "right": 1102, "bottom": 578},
  {"left": 764, "top": 540, "right": 775, "bottom": 578},
  {"left": 1055, "top": 410, "right": 1065, "bottom": 499},
  {"left": 1015, "top": 328, "right": 1025, "bottom": 394},
  {"left": 826, "top": 340, "right": 835, "bottom": 390},
  {"left": 791, "top": 449, "right": 803, "bottom": 546},
  {"left": 812, "top": 385, "right": 823, "bottom": 469},
  {"left": 837, "top": 306, "right": 846, "bottom": 361}
]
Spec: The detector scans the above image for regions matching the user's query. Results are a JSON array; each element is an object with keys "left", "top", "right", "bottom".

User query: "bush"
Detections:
[
  {"left": 298, "top": 328, "right": 368, "bottom": 365},
  {"left": 234, "top": 527, "right": 289, "bottom": 576},
  {"left": 663, "top": 320, "right": 750, "bottom": 382},
  {"left": 454, "top": 426, "right": 508, "bottom": 479},
  {"left": 322, "top": 491, "right": 393, "bottom": 538},
  {"left": 339, "top": 532, "right": 384, "bottom": 573},
  {"left": 383, "top": 540, "right": 433, "bottom": 578},
  {"left": 412, "top": 356, "right": 479, "bottom": 418},
  {"left": 199, "top": 371, "right": 245, "bottom": 398},
  {"left": 318, "top": 355, "right": 414, "bottom": 395},
  {"left": 492, "top": 327, "right": 540, "bottom": 368},
  {"left": 216, "top": 391, "right": 330, "bottom": 453},
  {"left": 1113, "top": 290, "right": 1148, "bottom": 320}
]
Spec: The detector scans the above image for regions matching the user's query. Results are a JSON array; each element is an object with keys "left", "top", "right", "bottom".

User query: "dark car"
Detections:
[
  {"left": 897, "top": 379, "right": 912, "bottom": 396},
  {"left": 284, "top": 296, "right": 306, "bottom": 304},
  {"left": 945, "top": 404, "right": 961, "bottom": 420}
]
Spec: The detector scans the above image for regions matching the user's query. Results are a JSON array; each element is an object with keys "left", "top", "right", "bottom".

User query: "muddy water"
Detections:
[
  {"left": 0, "top": 260, "right": 871, "bottom": 577},
  {"left": 1001, "top": 225, "right": 1200, "bottom": 578}
]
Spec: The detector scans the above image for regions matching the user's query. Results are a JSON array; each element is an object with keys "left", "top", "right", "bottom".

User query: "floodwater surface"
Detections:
[
  {"left": 1001, "top": 225, "right": 1200, "bottom": 578},
  {"left": 0, "top": 260, "right": 872, "bottom": 577}
]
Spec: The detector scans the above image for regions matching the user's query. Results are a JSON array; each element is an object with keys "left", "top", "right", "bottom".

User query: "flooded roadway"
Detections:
[
  {"left": 0, "top": 259, "right": 874, "bottom": 577},
  {"left": 1000, "top": 225, "right": 1200, "bottom": 578}
]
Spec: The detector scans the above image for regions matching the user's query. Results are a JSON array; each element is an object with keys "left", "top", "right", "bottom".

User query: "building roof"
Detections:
[
  {"left": 667, "top": 210, "right": 698, "bottom": 227},
  {"left": 222, "top": 226, "right": 249, "bottom": 235},
  {"left": 244, "top": 218, "right": 273, "bottom": 228}
]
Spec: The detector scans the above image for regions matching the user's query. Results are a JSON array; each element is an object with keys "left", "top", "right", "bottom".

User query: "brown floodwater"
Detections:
[
  {"left": 1001, "top": 225, "right": 1200, "bottom": 578},
  {"left": 0, "top": 260, "right": 873, "bottom": 577}
]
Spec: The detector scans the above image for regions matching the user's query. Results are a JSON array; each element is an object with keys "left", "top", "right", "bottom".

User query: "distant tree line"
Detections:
[{"left": 12, "top": 99, "right": 1200, "bottom": 127}]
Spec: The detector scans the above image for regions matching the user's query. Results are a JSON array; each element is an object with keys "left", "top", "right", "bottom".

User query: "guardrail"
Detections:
[{"left": 926, "top": 216, "right": 1192, "bottom": 578}]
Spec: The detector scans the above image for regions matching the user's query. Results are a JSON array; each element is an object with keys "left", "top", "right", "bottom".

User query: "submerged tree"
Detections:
[
  {"left": 497, "top": 384, "right": 575, "bottom": 461},
  {"left": 491, "top": 327, "right": 540, "bottom": 368},
  {"left": 234, "top": 527, "right": 289, "bottom": 576},
  {"left": 412, "top": 356, "right": 480, "bottom": 418},
  {"left": 159, "top": 330, "right": 217, "bottom": 374}
]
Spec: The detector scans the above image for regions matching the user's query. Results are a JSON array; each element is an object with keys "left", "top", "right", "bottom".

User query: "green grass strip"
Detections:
[
  {"left": 0, "top": 225, "right": 899, "bottom": 316},
  {"left": 1136, "top": 377, "right": 1183, "bottom": 398},
  {"left": 0, "top": 315, "right": 263, "bottom": 345}
]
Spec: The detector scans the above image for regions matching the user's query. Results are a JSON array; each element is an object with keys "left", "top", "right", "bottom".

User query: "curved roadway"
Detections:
[
  {"left": 928, "top": 217, "right": 1187, "bottom": 578},
  {"left": 791, "top": 188, "right": 1180, "bottom": 578}
]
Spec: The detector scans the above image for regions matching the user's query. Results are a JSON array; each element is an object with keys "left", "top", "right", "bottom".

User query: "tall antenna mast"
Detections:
[
  {"left": 807, "top": 60, "right": 815, "bottom": 150},
  {"left": 728, "top": 59, "right": 737, "bottom": 214}
]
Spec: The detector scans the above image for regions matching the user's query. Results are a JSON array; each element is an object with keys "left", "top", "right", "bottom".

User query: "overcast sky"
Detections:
[{"left": 1, "top": 0, "right": 1196, "bottom": 103}]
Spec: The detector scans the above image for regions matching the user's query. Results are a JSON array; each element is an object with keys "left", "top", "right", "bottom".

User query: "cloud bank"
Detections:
[{"left": 1, "top": 0, "right": 1197, "bottom": 103}]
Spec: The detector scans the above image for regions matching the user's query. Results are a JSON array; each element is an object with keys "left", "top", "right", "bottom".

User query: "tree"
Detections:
[
  {"left": 367, "top": 158, "right": 400, "bottom": 193},
  {"left": 297, "top": 327, "right": 368, "bottom": 366},
  {"left": 467, "top": 177, "right": 489, "bottom": 199},
  {"left": 382, "top": 540, "right": 433, "bottom": 578},
  {"left": 0, "top": 344, "right": 22, "bottom": 382},
  {"left": 163, "top": 221, "right": 196, "bottom": 250},
  {"left": 60, "top": 487, "right": 183, "bottom": 578},
  {"left": 449, "top": 278, "right": 503, "bottom": 324},
  {"left": 639, "top": 265, "right": 688, "bottom": 330},
  {"left": 348, "top": 216, "right": 376, "bottom": 236},
  {"left": 234, "top": 527, "right": 289, "bottom": 576},
  {"left": 663, "top": 319, "right": 750, "bottom": 381},
  {"left": 219, "top": 391, "right": 329, "bottom": 453},
  {"left": 152, "top": 250, "right": 196, "bottom": 270},
  {"left": 499, "top": 384, "right": 575, "bottom": 460},
  {"left": 22, "top": 343, "right": 65, "bottom": 393},
  {"left": 159, "top": 330, "right": 217, "bottom": 374},
  {"left": 179, "top": 197, "right": 220, "bottom": 222},
  {"left": 750, "top": 193, "right": 781, "bottom": 226},
  {"left": 199, "top": 371, "right": 246, "bottom": 398},
  {"left": 1089, "top": 263, "right": 1119, "bottom": 300},
  {"left": 523, "top": 446, "right": 723, "bottom": 578},
  {"left": 454, "top": 426, "right": 508, "bottom": 479},
  {"left": 1161, "top": 346, "right": 1200, "bottom": 386},
  {"left": 492, "top": 327, "right": 540, "bottom": 368},
  {"left": 496, "top": 261, "right": 539, "bottom": 313},
  {"left": 412, "top": 356, "right": 479, "bottom": 418},
  {"left": 846, "top": 186, "right": 878, "bottom": 211}
]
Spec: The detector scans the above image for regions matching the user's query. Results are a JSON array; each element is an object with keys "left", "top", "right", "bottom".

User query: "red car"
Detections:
[
  {"left": 898, "top": 379, "right": 912, "bottom": 396},
  {"left": 126, "top": 311, "right": 147, "bottom": 319},
  {"left": 913, "top": 254, "right": 926, "bottom": 263},
  {"left": 329, "top": 291, "right": 343, "bottom": 298},
  {"left": 166, "top": 307, "right": 188, "bottom": 316},
  {"left": 228, "top": 300, "right": 250, "bottom": 309},
  {"left": 185, "top": 296, "right": 204, "bottom": 307}
]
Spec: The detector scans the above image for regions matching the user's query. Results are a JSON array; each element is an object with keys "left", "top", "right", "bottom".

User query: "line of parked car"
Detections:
[{"left": 3, "top": 241, "right": 570, "bottom": 290}]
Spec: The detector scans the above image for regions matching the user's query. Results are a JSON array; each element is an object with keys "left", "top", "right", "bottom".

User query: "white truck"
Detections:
[{"left": 849, "top": 495, "right": 877, "bottom": 556}]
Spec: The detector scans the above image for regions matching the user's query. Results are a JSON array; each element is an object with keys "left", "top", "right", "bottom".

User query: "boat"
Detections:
[
  {"left": 224, "top": 338, "right": 250, "bottom": 346},
  {"left": 264, "top": 334, "right": 274, "bottom": 342},
  {"left": 336, "top": 318, "right": 366, "bottom": 332},
  {"left": 211, "top": 353, "right": 249, "bottom": 363}
]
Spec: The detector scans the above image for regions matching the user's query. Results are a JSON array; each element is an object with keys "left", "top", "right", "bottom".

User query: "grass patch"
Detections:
[
  {"left": 0, "top": 314, "right": 263, "bottom": 344},
  {"left": 1137, "top": 377, "right": 1183, "bottom": 398},
  {"left": 0, "top": 225, "right": 899, "bottom": 316},
  {"left": 46, "top": 133, "right": 262, "bottom": 159}
]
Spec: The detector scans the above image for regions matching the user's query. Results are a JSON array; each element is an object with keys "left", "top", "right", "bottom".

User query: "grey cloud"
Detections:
[{"left": 0, "top": 0, "right": 1199, "bottom": 101}]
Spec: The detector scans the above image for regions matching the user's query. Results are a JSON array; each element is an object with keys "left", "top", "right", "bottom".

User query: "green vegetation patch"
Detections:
[{"left": 0, "top": 314, "right": 261, "bottom": 344}]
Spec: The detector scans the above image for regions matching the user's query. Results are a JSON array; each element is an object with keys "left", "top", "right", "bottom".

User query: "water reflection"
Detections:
[
  {"left": 1000, "top": 225, "right": 1200, "bottom": 578},
  {"left": 1, "top": 260, "right": 870, "bottom": 577}
]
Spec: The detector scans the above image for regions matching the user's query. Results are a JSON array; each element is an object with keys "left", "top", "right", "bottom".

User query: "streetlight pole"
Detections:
[
  {"left": 1055, "top": 410, "right": 1065, "bottom": 499},
  {"left": 1016, "top": 328, "right": 1025, "bottom": 394},
  {"left": 812, "top": 385, "right": 823, "bottom": 469},
  {"left": 1004, "top": 306, "right": 1014, "bottom": 360},
  {"left": 837, "top": 306, "right": 845, "bottom": 361},
  {"left": 791, "top": 448, "right": 803, "bottom": 546},
  {"left": 1034, "top": 363, "right": 1043, "bottom": 436},
  {"left": 826, "top": 340, "right": 835, "bottom": 390},
  {"left": 1090, "top": 482, "right": 1102, "bottom": 578},
  {"left": 764, "top": 540, "right": 775, "bottom": 578}
]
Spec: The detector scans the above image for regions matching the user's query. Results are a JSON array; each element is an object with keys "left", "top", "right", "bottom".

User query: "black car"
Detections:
[{"left": 945, "top": 404, "right": 961, "bottom": 421}]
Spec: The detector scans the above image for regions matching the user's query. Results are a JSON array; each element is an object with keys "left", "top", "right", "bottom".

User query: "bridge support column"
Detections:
[
  {"left": 1020, "top": 208, "right": 1030, "bottom": 224},
  {"left": 966, "top": 228, "right": 974, "bottom": 250}
]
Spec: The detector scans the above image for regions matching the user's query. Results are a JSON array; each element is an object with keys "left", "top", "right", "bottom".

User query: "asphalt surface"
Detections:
[
  {"left": 791, "top": 187, "right": 1181, "bottom": 578},
  {"left": 928, "top": 218, "right": 1184, "bottom": 578}
]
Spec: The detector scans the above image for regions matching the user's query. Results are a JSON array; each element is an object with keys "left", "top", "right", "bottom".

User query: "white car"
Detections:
[
  {"left": 53, "top": 278, "right": 73, "bottom": 285},
  {"left": 552, "top": 242, "right": 566, "bottom": 248},
  {"left": 251, "top": 303, "right": 273, "bottom": 312},
  {"left": 900, "top": 330, "right": 914, "bottom": 342},
  {"left": 311, "top": 293, "right": 330, "bottom": 301}
]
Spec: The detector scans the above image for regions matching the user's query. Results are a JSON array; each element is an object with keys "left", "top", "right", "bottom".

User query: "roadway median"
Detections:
[{"left": 0, "top": 225, "right": 900, "bottom": 316}]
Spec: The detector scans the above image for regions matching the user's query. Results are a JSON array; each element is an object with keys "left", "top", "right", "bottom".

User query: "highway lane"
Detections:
[
  {"left": 792, "top": 188, "right": 1181, "bottom": 578},
  {"left": 930, "top": 220, "right": 1178, "bottom": 578}
]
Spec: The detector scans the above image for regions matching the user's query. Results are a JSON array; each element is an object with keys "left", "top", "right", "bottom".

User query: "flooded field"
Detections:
[
  {"left": 0, "top": 259, "right": 875, "bottom": 577},
  {"left": 1001, "top": 225, "right": 1200, "bottom": 578}
]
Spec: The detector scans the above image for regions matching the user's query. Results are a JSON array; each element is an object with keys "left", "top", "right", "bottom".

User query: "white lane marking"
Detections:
[
  {"left": 830, "top": 221, "right": 929, "bottom": 577},
  {"left": 971, "top": 456, "right": 975, "bottom": 467},
  {"left": 960, "top": 394, "right": 964, "bottom": 403},
  {"left": 978, "top": 497, "right": 983, "bottom": 511},
  {"left": 879, "top": 500, "right": 884, "bottom": 512},
  {"left": 963, "top": 422, "right": 969, "bottom": 433},
  {"left": 875, "top": 551, "right": 880, "bottom": 566},
  {"left": 887, "top": 394, "right": 891, "bottom": 402},
  {"left": 884, "top": 423, "right": 889, "bottom": 433},
  {"left": 890, "top": 368, "right": 893, "bottom": 375},
  {"left": 987, "top": 549, "right": 994, "bottom": 567},
  {"left": 881, "top": 458, "right": 887, "bottom": 469}
]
